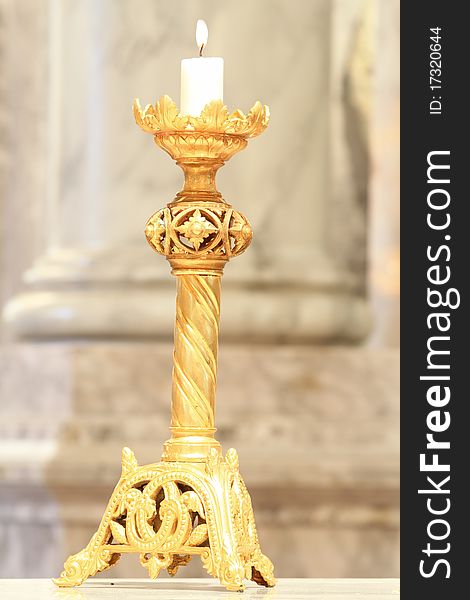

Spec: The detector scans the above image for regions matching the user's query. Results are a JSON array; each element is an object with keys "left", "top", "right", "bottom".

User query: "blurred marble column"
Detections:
[
  {"left": 2, "top": 0, "right": 371, "bottom": 342},
  {"left": 3, "top": 0, "right": 175, "bottom": 338}
]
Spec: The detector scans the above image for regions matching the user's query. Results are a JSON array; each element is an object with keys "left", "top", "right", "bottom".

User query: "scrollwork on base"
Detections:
[
  {"left": 54, "top": 447, "right": 275, "bottom": 592},
  {"left": 52, "top": 533, "right": 120, "bottom": 587}
]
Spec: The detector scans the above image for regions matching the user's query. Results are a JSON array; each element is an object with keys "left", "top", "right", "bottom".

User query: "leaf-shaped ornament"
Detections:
[
  {"left": 197, "top": 100, "right": 229, "bottom": 131},
  {"left": 188, "top": 524, "right": 209, "bottom": 546},
  {"left": 110, "top": 520, "right": 127, "bottom": 545},
  {"left": 154, "top": 95, "right": 188, "bottom": 130},
  {"left": 121, "top": 446, "right": 138, "bottom": 476},
  {"left": 182, "top": 490, "right": 206, "bottom": 519}
]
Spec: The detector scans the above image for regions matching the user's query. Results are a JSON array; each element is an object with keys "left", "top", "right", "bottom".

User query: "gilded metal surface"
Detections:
[
  {"left": 53, "top": 448, "right": 275, "bottom": 592},
  {"left": 145, "top": 205, "right": 253, "bottom": 260},
  {"left": 172, "top": 274, "right": 219, "bottom": 430},
  {"left": 55, "top": 97, "right": 274, "bottom": 591},
  {"left": 133, "top": 95, "right": 269, "bottom": 161}
]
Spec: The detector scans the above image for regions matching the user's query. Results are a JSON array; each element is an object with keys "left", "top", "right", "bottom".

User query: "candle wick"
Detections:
[{"left": 199, "top": 43, "right": 204, "bottom": 57}]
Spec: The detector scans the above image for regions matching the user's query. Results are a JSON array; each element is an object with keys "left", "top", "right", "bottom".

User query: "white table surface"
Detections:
[{"left": 0, "top": 578, "right": 400, "bottom": 599}]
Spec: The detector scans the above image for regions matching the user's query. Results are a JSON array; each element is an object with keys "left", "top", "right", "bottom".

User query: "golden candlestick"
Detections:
[{"left": 53, "top": 96, "right": 275, "bottom": 592}]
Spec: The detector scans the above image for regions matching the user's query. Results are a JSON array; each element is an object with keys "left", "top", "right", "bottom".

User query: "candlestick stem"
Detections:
[
  {"left": 164, "top": 273, "right": 221, "bottom": 461},
  {"left": 175, "top": 158, "right": 223, "bottom": 200}
]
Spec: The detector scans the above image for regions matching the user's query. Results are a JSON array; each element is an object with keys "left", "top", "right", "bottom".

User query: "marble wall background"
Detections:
[{"left": 0, "top": 0, "right": 399, "bottom": 581}]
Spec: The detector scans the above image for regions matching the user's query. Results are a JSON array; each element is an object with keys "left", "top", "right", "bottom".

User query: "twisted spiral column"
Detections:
[{"left": 171, "top": 273, "right": 221, "bottom": 433}]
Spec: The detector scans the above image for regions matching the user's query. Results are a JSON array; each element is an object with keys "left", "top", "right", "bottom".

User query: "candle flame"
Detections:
[{"left": 196, "top": 19, "right": 208, "bottom": 56}]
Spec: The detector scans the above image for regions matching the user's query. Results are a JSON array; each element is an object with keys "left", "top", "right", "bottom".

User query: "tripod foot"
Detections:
[{"left": 54, "top": 446, "right": 275, "bottom": 592}]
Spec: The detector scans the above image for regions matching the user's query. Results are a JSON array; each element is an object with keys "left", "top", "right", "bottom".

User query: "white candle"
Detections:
[{"left": 180, "top": 20, "right": 224, "bottom": 116}]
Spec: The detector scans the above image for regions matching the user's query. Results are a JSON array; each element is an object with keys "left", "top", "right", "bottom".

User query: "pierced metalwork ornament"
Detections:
[{"left": 54, "top": 97, "right": 274, "bottom": 592}]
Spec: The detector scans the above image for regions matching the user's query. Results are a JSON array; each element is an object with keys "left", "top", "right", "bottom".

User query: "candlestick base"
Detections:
[{"left": 53, "top": 447, "right": 275, "bottom": 592}]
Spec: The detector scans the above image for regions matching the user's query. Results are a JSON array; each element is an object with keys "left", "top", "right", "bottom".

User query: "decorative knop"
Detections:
[{"left": 145, "top": 205, "right": 252, "bottom": 258}]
